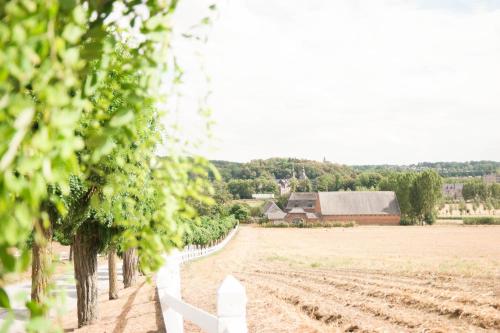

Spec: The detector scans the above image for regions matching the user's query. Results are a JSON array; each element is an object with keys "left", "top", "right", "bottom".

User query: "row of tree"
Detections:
[
  {"left": 378, "top": 170, "right": 443, "bottom": 224},
  {"left": 462, "top": 180, "right": 500, "bottom": 202},
  {"left": 0, "top": 1, "right": 215, "bottom": 331}
]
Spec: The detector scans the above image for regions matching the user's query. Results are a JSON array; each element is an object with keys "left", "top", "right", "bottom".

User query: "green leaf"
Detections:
[
  {"left": 72, "top": 5, "right": 87, "bottom": 25},
  {"left": 110, "top": 110, "right": 134, "bottom": 127},
  {"left": 62, "top": 23, "right": 84, "bottom": 44},
  {"left": 0, "top": 288, "right": 11, "bottom": 309}
]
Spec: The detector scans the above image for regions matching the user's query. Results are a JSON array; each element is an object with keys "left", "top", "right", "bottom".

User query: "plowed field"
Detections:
[{"left": 181, "top": 226, "right": 500, "bottom": 332}]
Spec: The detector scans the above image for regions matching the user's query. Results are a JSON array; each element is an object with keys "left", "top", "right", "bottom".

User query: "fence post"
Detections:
[
  {"left": 161, "top": 249, "right": 184, "bottom": 333},
  {"left": 217, "top": 275, "right": 247, "bottom": 333}
]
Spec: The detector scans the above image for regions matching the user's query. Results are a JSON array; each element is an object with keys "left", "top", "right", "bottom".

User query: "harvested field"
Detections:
[{"left": 181, "top": 225, "right": 500, "bottom": 332}]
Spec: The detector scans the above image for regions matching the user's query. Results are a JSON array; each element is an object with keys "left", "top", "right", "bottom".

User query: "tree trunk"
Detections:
[
  {"left": 69, "top": 244, "right": 73, "bottom": 261},
  {"left": 31, "top": 218, "right": 53, "bottom": 304},
  {"left": 108, "top": 247, "right": 118, "bottom": 300},
  {"left": 73, "top": 223, "right": 99, "bottom": 327},
  {"left": 122, "top": 247, "right": 138, "bottom": 288}
]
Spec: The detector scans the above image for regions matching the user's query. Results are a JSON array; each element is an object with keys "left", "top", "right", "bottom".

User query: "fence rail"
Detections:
[{"left": 156, "top": 225, "right": 247, "bottom": 333}]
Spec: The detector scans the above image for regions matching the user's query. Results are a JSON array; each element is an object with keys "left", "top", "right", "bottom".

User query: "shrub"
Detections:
[
  {"left": 463, "top": 217, "right": 500, "bottom": 225},
  {"left": 400, "top": 218, "right": 416, "bottom": 225},
  {"left": 260, "top": 221, "right": 356, "bottom": 228},
  {"left": 229, "top": 204, "right": 250, "bottom": 222},
  {"left": 249, "top": 206, "right": 263, "bottom": 218},
  {"left": 424, "top": 212, "right": 436, "bottom": 225}
]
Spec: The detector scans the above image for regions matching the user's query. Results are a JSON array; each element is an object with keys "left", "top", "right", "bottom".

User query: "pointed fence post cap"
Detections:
[
  {"left": 217, "top": 275, "right": 247, "bottom": 333},
  {"left": 217, "top": 275, "right": 245, "bottom": 296}
]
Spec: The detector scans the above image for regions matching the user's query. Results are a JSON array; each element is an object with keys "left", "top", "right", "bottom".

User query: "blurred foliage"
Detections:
[{"left": 0, "top": 0, "right": 215, "bottom": 330}]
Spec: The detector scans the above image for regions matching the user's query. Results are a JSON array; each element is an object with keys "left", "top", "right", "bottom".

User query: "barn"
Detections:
[
  {"left": 283, "top": 191, "right": 401, "bottom": 225},
  {"left": 317, "top": 191, "right": 401, "bottom": 225}
]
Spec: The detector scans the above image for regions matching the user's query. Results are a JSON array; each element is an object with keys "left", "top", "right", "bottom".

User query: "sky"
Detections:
[{"left": 169, "top": 0, "right": 500, "bottom": 165}]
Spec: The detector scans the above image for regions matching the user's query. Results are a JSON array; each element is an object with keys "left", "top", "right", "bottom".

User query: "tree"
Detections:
[
  {"left": 0, "top": 2, "right": 91, "bottom": 323},
  {"left": 356, "top": 172, "right": 383, "bottom": 189},
  {"left": 254, "top": 177, "right": 279, "bottom": 195},
  {"left": 289, "top": 178, "right": 299, "bottom": 192},
  {"left": 315, "top": 174, "right": 336, "bottom": 191},
  {"left": 463, "top": 180, "right": 489, "bottom": 201},
  {"left": 1, "top": 1, "right": 216, "bottom": 330},
  {"left": 227, "top": 179, "right": 255, "bottom": 199},
  {"left": 296, "top": 179, "right": 312, "bottom": 192},
  {"left": 108, "top": 246, "right": 118, "bottom": 300},
  {"left": 275, "top": 194, "right": 290, "bottom": 210},
  {"left": 229, "top": 204, "right": 250, "bottom": 222},
  {"left": 123, "top": 248, "right": 139, "bottom": 288},
  {"left": 410, "top": 170, "right": 443, "bottom": 224}
]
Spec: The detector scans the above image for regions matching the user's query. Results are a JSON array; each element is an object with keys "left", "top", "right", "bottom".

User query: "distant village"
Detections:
[
  {"left": 255, "top": 167, "right": 401, "bottom": 225},
  {"left": 254, "top": 169, "right": 499, "bottom": 225}
]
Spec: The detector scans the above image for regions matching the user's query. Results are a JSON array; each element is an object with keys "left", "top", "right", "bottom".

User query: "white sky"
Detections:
[{"left": 169, "top": 0, "right": 500, "bottom": 164}]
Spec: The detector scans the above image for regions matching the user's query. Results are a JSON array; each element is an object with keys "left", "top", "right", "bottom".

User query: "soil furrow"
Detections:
[
  {"left": 244, "top": 271, "right": 484, "bottom": 332},
  {"left": 249, "top": 269, "right": 500, "bottom": 329},
  {"left": 243, "top": 276, "right": 406, "bottom": 332},
  {"left": 248, "top": 267, "right": 500, "bottom": 310}
]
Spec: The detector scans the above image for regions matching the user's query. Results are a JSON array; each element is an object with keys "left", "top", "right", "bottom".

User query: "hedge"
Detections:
[
  {"left": 183, "top": 215, "right": 238, "bottom": 246},
  {"left": 463, "top": 217, "right": 500, "bottom": 225},
  {"left": 261, "top": 221, "right": 356, "bottom": 228}
]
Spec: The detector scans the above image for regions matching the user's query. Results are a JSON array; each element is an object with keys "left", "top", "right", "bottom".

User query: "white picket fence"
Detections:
[{"left": 156, "top": 226, "right": 247, "bottom": 333}]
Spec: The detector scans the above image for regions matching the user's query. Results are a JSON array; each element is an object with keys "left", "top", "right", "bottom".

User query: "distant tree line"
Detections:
[
  {"left": 212, "top": 159, "right": 386, "bottom": 199},
  {"left": 352, "top": 161, "right": 499, "bottom": 177}
]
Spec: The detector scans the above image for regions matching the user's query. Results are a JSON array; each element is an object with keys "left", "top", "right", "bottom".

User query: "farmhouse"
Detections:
[
  {"left": 261, "top": 201, "right": 287, "bottom": 221},
  {"left": 278, "top": 191, "right": 401, "bottom": 225},
  {"left": 285, "top": 192, "right": 318, "bottom": 212}
]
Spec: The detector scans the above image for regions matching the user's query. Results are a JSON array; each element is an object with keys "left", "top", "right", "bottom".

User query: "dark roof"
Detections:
[{"left": 318, "top": 191, "right": 401, "bottom": 216}]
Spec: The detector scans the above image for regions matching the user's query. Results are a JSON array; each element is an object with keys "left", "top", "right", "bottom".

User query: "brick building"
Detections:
[{"left": 272, "top": 191, "right": 401, "bottom": 225}]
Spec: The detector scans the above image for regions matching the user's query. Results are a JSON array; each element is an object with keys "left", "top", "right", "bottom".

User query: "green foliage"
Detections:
[
  {"left": 463, "top": 217, "right": 500, "bottom": 225},
  {"left": 227, "top": 179, "right": 255, "bottom": 199},
  {"left": 248, "top": 205, "right": 263, "bottom": 218},
  {"left": 379, "top": 172, "right": 417, "bottom": 218},
  {"left": 410, "top": 170, "right": 443, "bottom": 223},
  {"left": 254, "top": 177, "right": 279, "bottom": 195},
  {"left": 261, "top": 221, "right": 356, "bottom": 228},
  {"left": 183, "top": 216, "right": 238, "bottom": 246},
  {"left": 0, "top": 0, "right": 215, "bottom": 329},
  {"left": 399, "top": 218, "right": 416, "bottom": 226},
  {"left": 212, "top": 158, "right": 354, "bottom": 181},
  {"left": 229, "top": 204, "right": 250, "bottom": 222},
  {"left": 353, "top": 161, "right": 499, "bottom": 177},
  {"left": 275, "top": 194, "right": 290, "bottom": 210},
  {"left": 226, "top": 177, "right": 279, "bottom": 199},
  {"left": 355, "top": 172, "right": 382, "bottom": 189},
  {"left": 380, "top": 170, "right": 442, "bottom": 224},
  {"left": 463, "top": 180, "right": 489, "bottom": 201},
  {"left": 296, "top": 178, "right": 312, "bottom": 192}
]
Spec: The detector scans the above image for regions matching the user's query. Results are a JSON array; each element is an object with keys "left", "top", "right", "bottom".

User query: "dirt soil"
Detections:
[
  {"left": 181, "top": 225, "right": 500, "bottom": 332},
  {"left": 62, "top": 276, "right": 164, "bottom": 333}
]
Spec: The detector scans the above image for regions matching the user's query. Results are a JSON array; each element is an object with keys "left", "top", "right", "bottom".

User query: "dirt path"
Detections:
[
  {"left": 63, "top": 276, "right": 164, "bottom": 333},
  {"left": 181, "top": 225, "right": 500, "bottom": 332}
]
